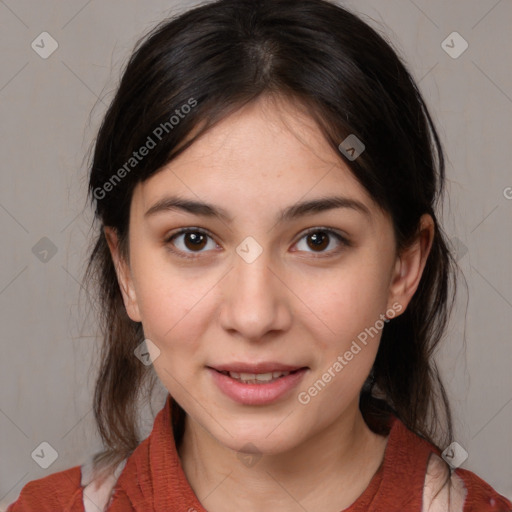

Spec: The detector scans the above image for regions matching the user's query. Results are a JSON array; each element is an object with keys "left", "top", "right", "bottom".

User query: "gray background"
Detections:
[{"left": 1, "top": 0, "right": 511, "bottom": 508}]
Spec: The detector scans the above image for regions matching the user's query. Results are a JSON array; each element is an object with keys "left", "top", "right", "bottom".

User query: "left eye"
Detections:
[{"left": 293, "top": 228, "right": 349, "bottom": 256}]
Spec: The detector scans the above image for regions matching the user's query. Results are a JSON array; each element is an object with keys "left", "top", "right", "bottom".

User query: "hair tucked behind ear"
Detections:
[{"left": 83, "top": 0, "right": 463, "bottom": 480}]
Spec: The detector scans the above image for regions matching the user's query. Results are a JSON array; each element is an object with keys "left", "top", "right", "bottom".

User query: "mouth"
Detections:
[
  {"left": 213, "top": 368, "right": 305, "bottom": 384},
  {"left": 206, "top": 364, "right": 309, "bottom": 405}
]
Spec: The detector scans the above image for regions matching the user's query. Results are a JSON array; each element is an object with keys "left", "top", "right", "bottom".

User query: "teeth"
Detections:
[{"left": 227, "top": 371, "right": 291, "bottom": 383}]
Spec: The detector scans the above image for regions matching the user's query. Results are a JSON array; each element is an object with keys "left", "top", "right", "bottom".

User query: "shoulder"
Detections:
[
  {"left": 454, "top": 464, "right": 512, "bottom": 512},
  {"left": 6, "top": 457, "right": 128, "bottom": 512},
  {"left": 6, "top": 465, "right": 83, "bottom": 511},
  {"left": 422, "top": 452, "right": 512, "bottom": 512},
  {"left": 378, "top": 417, "right": 512, "bottom": 512}
]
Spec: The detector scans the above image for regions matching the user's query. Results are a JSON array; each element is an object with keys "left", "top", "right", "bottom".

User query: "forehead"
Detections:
[{"left": 132, "top": 96, "right": 385, "bottom": 226}]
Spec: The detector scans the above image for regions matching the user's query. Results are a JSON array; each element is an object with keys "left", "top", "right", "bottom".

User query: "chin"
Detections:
[{"left": 214, "top": 424, "right": 304, "bottom": 456}]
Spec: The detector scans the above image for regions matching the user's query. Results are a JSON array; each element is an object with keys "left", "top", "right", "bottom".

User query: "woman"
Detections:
[{"left": 8, "top": 0, "right": 512, "bottom": 510}]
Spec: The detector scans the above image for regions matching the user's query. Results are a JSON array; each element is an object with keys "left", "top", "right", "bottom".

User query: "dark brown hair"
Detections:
[{"left": 84, "top": 0, "right": 460, "bottom": 481}]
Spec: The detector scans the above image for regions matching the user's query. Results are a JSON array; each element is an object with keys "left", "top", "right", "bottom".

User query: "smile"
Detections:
[
  {"left": 208, "top": 367, "right": 308, "bottom": 405},
  {"left": 219, "top": 370, "right": 294, "bottom": 384}
]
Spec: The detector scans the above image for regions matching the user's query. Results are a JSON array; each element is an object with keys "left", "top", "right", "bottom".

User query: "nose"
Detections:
[{"left": 218, "top": 247, "right": 292, "bottom": 341}]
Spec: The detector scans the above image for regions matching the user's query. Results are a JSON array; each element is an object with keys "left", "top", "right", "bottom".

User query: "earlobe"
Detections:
[{"left": 103, "top": 226, "right": 142, "bottom": 323}]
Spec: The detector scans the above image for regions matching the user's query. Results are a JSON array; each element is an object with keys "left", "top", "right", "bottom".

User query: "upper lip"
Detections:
[{"left": 208, "top": 362, "right": 307, "bottom": 374}]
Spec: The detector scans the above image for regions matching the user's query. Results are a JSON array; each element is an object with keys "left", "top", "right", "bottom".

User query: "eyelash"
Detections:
[{"left": 163, "top": 227, "right": 351, "bottom": 260}]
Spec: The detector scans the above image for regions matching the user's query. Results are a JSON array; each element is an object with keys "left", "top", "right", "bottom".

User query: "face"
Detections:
[{"left": 106, "top": 95, "right": 432, "bottom": 455}]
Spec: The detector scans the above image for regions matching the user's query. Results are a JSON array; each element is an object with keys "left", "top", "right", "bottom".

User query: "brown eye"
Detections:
[
  {"left": 164, "top": 228, "right": 217, "bottom": 259},
  {"left": 306, "top": 231, "right": 329, "bottom": 251},
  {"left": 182, "top": 232, "right": 208, "bottom": 251},
  {"left": 294, "top": 228, "right": 350, "bottom": 256}
]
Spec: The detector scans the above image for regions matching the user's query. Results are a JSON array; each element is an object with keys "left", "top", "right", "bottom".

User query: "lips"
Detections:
[{"left": 207, "top": 365, "right": 309, "bottom": 405}]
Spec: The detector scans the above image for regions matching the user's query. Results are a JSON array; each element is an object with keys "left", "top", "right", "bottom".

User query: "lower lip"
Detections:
[{"left": 208, "top": 367, "right": 308, "bottom": 405}]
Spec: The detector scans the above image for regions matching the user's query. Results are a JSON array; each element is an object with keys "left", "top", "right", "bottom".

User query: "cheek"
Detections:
[
  {"left": 135, "top": 271, "right": 210, "bottom": 397},
  {"left": 299, "top": 276, "right": 384, "bottom": 408},
  {"left": 304, "top": 257, "right": 391, "bottom": 349},
  {"left": 131, "top": 253, "right": 223, "bottom": 359}
]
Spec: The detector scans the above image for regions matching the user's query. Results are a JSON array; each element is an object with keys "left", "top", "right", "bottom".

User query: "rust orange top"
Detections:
[{"left": 7, "top": 394, "right": 512, "bottom": 511}]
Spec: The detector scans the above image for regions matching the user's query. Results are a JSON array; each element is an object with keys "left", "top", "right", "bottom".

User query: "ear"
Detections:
[
  {"left": 104, "top": 226, "right": 142, "bottom": 323},
  {"left": 386, "top": 214, "right": 435, "bottom": 316}
]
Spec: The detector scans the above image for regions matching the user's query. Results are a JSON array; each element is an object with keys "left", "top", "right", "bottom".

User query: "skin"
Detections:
[{"left": 105, "top": 94, "right": 434, "bottom": 512}]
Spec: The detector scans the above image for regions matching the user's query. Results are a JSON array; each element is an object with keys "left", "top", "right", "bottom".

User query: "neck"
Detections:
[{"left": 177, "top": 402, "right": 388, "bottom": 512}]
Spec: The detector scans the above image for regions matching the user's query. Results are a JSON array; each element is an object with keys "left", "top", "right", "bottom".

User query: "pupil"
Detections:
[
  {"left": 185, "top": 232, "right": 206, "bottom": 250},
  {"left": 309, "top": 231, "right": 328, "bottom": 251}
]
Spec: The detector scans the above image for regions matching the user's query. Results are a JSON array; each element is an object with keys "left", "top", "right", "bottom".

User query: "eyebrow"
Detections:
[{"left": 144, "top": 194, "right": 371, "bottom": 223}]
